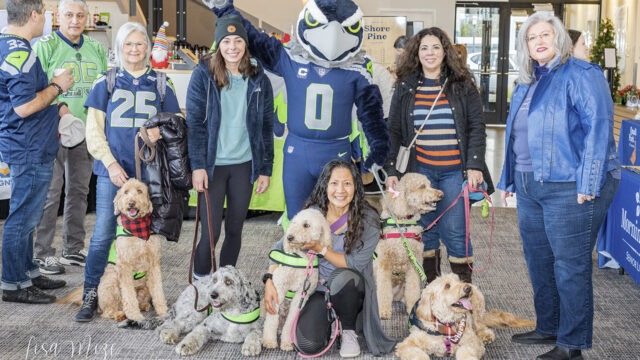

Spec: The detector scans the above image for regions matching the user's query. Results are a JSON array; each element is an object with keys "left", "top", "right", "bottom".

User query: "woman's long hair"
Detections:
[
  {"left": 396, "top": 27, "right": 473, "bottom": 86},
  {"left": 303, "top": 160, "right": 374, "bottom": 254},
  {"left": 203, "top": 40, "right": 258, "bottom": 88}
]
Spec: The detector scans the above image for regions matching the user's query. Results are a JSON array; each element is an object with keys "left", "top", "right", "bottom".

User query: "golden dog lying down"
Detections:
[{"left": 396, "top": 273, "right": 534, "bottom": 360}]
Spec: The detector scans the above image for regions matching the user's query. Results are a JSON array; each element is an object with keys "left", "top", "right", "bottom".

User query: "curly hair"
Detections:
[
  {"left": 396, "top": 27, "right": 473, "bottom": 87},
  {"left": 303, "top": 160, "right": 375, "bottom": 254}
]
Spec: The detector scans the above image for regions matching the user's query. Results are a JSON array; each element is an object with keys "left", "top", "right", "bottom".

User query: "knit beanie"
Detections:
[{"left": 214, "top": 15, "right": 248, "bottom": 47}]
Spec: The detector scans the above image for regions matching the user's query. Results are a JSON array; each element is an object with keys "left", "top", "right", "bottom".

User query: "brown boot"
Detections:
[
  {"left": 450, "top": 261, "right": 473, "bottom": 283},
  {"left": 422, "top": 249, "right": 441, "bottom": 283}
]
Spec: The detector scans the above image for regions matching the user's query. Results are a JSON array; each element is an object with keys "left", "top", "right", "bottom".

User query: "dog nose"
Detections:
[
  {"left": 128, "top": 201, "right": 135, "bottom": 208},
  {"left": 210, "top": 292, "right": 218, "bottom": 300},
  {"left": 287, "top": 235, "right": 294, "bottom": 242},
  {"left": 463, "top": 285, "right": 472, "bottom": 296}
]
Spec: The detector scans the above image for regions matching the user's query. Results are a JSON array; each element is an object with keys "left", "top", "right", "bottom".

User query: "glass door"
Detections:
[{"left": 454, "top": 4, "right": 508, "bottom": 124}]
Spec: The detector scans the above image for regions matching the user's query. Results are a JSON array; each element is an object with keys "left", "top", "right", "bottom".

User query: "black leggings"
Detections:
[
  {"left": 295, "top": 268, "right": 365, "bottom": 354},
  {"left": 194, "top": 161, "right": 252, "bottom": 275}
]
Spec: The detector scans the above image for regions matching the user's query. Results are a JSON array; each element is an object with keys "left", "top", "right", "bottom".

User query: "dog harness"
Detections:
[
  {"left": 268, "top": 250, "right": 319, "bottom": 268},
  {"left": 107, "top": 241, "right": 147, "bottom": 280},
  {"left": 381, "top": 218, "right": 421, "bottom": 241},
  {"left": 118, "top": 213, "right": 152, "bottom": 241},
  {"left": 408, "top": 301, "right": 467, "bottom": 356},
  {"left": 205, "top": 306, "right": 261, "bottom": 324}
]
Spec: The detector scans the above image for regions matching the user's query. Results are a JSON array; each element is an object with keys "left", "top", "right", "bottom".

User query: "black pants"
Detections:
[
  {"left": 295, "top": 268, "right": 365, "bottom": 354},
  {"left": 194, "top": 161, "right": 252, "bottom": 275}
]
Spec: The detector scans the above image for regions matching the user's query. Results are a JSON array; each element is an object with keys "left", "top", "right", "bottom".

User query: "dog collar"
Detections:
[
  {"left": 409, "top": 301, "right": 466, "bottom": 339},
  {"left": 383, "top": 218, "right": 417, "bottom": 227},
  {"left": 214, "top": 307, "right": 260, "bottom": 324},
  {"left": 382, "top": 232, "right": 421, "bottom": 242},
  {"left": 269, "top": 249, "right": 319, "bottom": 268},
  {"left": 107, "top": 240, "right": 147, "bottom": 280}
]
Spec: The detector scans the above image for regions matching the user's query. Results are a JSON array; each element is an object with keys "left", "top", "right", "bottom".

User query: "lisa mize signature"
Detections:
[{"left": 25, "top": 335, "right": 115, "bottom": 359}]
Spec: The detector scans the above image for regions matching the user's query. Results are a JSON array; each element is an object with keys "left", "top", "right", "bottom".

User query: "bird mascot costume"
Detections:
[{"left": 204, "top": 0, "right": 390, "bottom": 220}]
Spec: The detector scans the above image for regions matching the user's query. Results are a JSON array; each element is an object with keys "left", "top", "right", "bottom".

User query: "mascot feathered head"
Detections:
[{"left": 296, "top": 0, "right": 364, "bottom": 62}]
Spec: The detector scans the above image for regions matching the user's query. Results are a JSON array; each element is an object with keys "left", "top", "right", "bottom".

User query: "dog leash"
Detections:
[
  {"left": 135, "top": 127, "right": 156, "bottom": 181},
  {"left": 290, "top": 251, "right": 341, "bottom": 358},
  {"left": 423, "top": 182, "right": 495, "bottom": 272},
  {"left": 370, "top": 165, "right": 427, "bottom": 285},
  {"left": 187, "top": 191, "right": 217, "bottom": 313}
]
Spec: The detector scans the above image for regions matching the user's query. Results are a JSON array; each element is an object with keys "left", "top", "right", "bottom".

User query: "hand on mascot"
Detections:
[{"left": 202, "top": 0, "right": 233, "bottom": 14}]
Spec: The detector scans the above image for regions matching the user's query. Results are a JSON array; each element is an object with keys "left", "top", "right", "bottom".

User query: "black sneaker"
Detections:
[
  {"left": 59, "top": 250, "right": 86, "bottom": 267},
  {"left": 2, "top": 286, "right": 56, "bottom": 304},
  {"left": 75, "top": 287, "right": 98, "bottom": 322},
  {"left": 34, "top": 256, "right": 65, "bottom": 275},
  {"left": 31, "top": 275, "right": 66, "bottom": 290}
]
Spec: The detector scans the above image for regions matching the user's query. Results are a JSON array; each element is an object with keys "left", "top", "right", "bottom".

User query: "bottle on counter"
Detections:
[{"left": 93, "top": 7, "right": 100, "bottom": 26}]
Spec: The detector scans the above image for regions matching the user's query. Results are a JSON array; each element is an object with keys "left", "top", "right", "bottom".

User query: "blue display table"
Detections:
[{"left": 598, "top": 168, "right": 640, "bottom": 285}]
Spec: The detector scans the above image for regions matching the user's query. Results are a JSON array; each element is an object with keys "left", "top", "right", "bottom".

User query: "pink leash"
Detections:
[
  {"left": 290, "top": 251, "right": 341, "bottom": 358},
  {"left": 424, "top": 183, "right": 495, "bottom": 272}
]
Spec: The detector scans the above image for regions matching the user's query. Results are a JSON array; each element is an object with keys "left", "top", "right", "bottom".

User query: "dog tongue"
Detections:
[
  {"left": 128, "top": 208, "right": 138, "bottom": 217},
  {"left": 458, "top": 298, "right": 473, "bottom": 310}
]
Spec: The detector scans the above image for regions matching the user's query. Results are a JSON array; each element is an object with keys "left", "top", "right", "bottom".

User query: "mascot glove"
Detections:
[
  {"left": 203, "top": 0, "right": 233, "bottom": 14},
  {"left": 364, "top": 150, "right": 388, "bottom": 172}
]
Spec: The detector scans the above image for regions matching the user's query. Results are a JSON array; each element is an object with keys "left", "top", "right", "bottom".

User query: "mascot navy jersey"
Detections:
[{"left": 85, "top": 67, "right": 180, "bottom": 178}]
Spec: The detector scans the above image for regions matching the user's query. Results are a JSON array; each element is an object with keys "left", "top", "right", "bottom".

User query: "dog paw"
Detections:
[
  {"left": 241, "top": 340, "right": 262, "bottom": 356},
  {"left": 159, "top": 329, "right": 180, "bottom": 344},
  {"left": 176, "top": 340, "right": 199, "bottom": 356},
  {"left": 139, "top": 303, "right": 151, "bottom": 312},
  {"left": 262, "top": 338, "right": 278, "bottom": 349},
  {"left": 478, "top": 329, "right": 495, "bottom": 344},
  {"left": 379, "top": 308, "right": 392, "bottom": 319},
  {"left": 280, "top": 340, "right": 294, "bottom": 352}
]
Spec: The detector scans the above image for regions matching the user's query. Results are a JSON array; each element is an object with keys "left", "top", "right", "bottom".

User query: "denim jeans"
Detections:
[
  {"left": 416, "top": 165, "right": 471, "bottom": 259},
  {"left": 514, "top": 171, "right": 618, "bottom": 349},
  {"left": 1, "top": 161, "right": 53, "bottom": 290},
  {"left": 83, "top": 176, "right": 118, "bottom": 288}
]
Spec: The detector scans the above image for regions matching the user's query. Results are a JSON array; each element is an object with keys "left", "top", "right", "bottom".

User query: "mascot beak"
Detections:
[{"left": 301, "top": 21, "right": 360, "bottom": 61}]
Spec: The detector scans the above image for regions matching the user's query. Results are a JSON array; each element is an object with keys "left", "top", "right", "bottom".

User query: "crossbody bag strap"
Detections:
[{"left": 405, "top": 77, "right": 448, "bottom": 149}]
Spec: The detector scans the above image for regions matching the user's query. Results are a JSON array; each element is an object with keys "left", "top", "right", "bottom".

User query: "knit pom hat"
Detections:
[
  {"left": 152, "top": 21, "right": 169, "bottom": 52},
  {"left": 214, "top": 15, "right": 248, "bottom": 48}
]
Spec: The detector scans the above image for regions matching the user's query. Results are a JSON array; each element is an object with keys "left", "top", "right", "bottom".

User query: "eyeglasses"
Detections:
[
  {"left": 124, "top": 42, "right": 147, "bottom": 49},
  {"left": 62, "top": 12, "right": 87, "bottom": 21},
  {"left": 526, "top": 32, "right": 554, "bottom": 43}
]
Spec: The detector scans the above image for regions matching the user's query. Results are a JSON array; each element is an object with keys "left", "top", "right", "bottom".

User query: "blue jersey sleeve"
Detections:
[
  {"left": 84, "top": 76, "right": 108, "bottom": 112},
  {"left": 4, "top": 51, "right": 40, "bottom": 109}
]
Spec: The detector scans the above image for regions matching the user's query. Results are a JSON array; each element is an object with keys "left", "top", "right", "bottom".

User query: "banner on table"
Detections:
[{"left": 0, "top": 162, "right": 10, "bottom": 200}]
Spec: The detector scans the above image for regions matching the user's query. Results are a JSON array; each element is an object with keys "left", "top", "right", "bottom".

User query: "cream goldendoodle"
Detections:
[
  {"left": 98, "top": 178, "right": 168, "bottom": 322},
  {"left": 262, "top": 208, "right": 333, "bottom": 351},
  {"left": 396, "top": 273, "right": 534, "bottom": 360},
  {"left": 374, "top": 173, "right": 443, "bottom": 319}
]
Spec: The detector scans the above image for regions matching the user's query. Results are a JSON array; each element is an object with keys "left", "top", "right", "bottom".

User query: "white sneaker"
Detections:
[{"left": 339, "top": 330, "right": 360, "bottom": 358}]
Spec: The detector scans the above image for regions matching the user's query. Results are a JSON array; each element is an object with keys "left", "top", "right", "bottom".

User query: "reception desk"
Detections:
[{"left": 599, "top": 168, "right": 640, "bottom": 285}]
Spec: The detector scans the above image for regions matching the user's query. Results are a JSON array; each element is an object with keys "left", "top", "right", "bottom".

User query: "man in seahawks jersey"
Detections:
[
  {"left": 1, "top": 0, "right": 75, "bottom": 304},
  {"left": 33, "top": 0, "right": 108, "bottom": 275}
]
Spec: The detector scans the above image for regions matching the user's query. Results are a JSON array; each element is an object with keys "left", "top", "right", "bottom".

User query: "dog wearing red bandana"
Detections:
[{"left": 97, "top": 178, "right": 168, "bottom": 322}]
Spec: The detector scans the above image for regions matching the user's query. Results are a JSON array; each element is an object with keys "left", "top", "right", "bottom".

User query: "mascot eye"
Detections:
[
  {"left": 346, "top": 20, "right": 362, "bottom": 34},
  {"left": 305, "top": 10, "right": 320, "bottom": 27}
]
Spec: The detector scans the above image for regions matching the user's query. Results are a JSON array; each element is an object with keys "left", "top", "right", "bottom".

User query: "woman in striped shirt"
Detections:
[{"left": 384, "top": 27, "right": 493, "bottom": 284}]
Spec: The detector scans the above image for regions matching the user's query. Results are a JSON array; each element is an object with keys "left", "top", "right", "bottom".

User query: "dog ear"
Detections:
[
  {"left": 415, "top": 287, "right": 434, "bottom": 322},
  {"left": 139, "top": 185, "right": 154, "bottom": 216},
  {"left": 113, "top": 188, "right": 123, "bottom": 215},
  {"left": 319, "top": 218, "right": 333, "bottom": 248},
  {"left": 469, "top": 283, "right": 487, "bottom": 325}
]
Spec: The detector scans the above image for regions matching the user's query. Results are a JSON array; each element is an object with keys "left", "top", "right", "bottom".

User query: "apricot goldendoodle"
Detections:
[
  {"left": 396, "top": 273, "right": 534, "bottom": 360},
  {"left": 374, "top": 173, "right": 443, "bottom": 319},
  {"left": 262, "top": 208, "right": 333, "bottom": 351},
  {"left": 98, "top": 178, "right": 168, "bottom": 322}
]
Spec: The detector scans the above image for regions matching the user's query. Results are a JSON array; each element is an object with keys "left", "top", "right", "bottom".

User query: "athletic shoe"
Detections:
[
  {"left": 59, "top": 250, "right": 86, "bottom": 267},
  {"left": 339, "top": 330, "right": 361, "bottom": 358},
  {"left": 34, "top": 256, "right": 65, "bottom": 275}
]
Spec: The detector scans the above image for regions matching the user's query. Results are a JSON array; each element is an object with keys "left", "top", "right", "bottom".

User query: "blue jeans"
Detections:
[
  {"left": 83, "top": 176, "right": 118, "bottom": 288},
  {"left": 416, "top": 165, "right": 470, "bottom": 259},
  {"left": 514, "top": 171, "right": 618, "bottom": 349},
  {"left": 1, "top": 162, "right": 53, "bottom": 290}
]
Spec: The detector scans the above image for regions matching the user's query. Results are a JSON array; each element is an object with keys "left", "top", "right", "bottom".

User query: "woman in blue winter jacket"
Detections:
[
  {"left": 186, "top": 14, "right": 274, "bottom": 274},
  {"left": 497, "top": 13, "right": 620, "bottom": 360}
]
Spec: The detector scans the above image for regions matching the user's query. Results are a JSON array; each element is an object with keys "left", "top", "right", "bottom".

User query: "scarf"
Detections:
[
  {"left": 533, "top": 62, "right": 549, "bottom": 81},
  {"left": 119, "top": 213, "right": 152, "bottom": 241}
]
